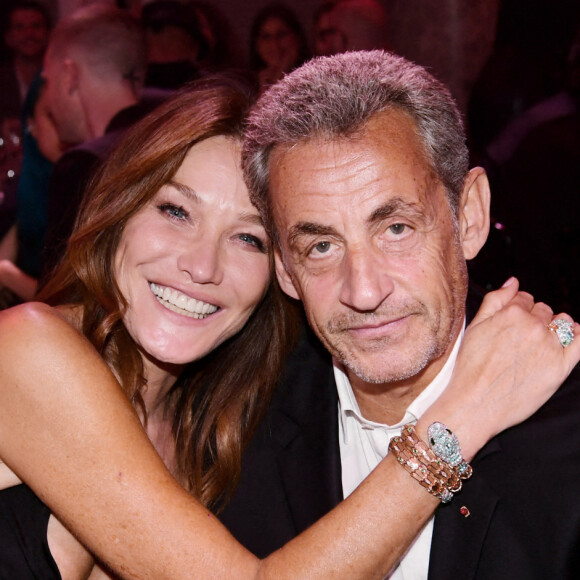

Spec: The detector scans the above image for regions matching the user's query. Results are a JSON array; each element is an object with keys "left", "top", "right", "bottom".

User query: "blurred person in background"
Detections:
[
  {"left": 0, "top": 77, "right": 65, "bottom": 308},
  {"left": 488, "top": 24, "right": 580, "bottom": 320},
  {"left": 142, "top": 0, "right": 208, "bottom": 90},
  {"left": 0, "top": 1, "right": 51, "bottom": 258},
  {"left": 313, "top": 0, "right": 388, "bottom": 57},
  {"left": 190, "top": 1, "right": 243, "bottom": 70},
  {"left": 40, "top": 4, "right": 163, "bottom": 280},
  {"left": 0, "top": 1, "right": 51, "bottom": 127},
  {"left": 249, "top": 3, "right": 309, "bottom": 93}
]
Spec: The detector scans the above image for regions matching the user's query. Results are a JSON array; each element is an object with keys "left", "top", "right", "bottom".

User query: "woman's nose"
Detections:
[{"left": 177, "top": 241, "right": 224, "bottom": 285}]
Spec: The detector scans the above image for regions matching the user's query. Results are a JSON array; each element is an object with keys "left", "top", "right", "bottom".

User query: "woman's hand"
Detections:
[{"left": 420, "top": 277, "right": 580, "bottom": 459}]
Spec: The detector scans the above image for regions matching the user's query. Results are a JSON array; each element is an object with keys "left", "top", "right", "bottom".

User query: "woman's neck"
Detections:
[
  {"left": 139, "top": 354, "right": 184, "bottom": 477},
  {"left": 140, "top": 357, "right": 182, "bottom": 415}
]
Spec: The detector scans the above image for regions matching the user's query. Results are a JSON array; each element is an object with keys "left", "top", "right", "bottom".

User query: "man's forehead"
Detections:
[
  {"left": 268, "top": 110, "right": 431, "bottom": 188},
  {"left": 270, "top": 108, "right": 424, "bottom": 157},
  {"left": 267, "top": 111, "right": 447, "bottom": 236}
]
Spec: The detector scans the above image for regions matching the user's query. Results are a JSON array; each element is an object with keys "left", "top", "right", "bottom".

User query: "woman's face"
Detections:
[
  {"left": 256, "top": 16, "right": 299, "bottom": 71},
  {"left": 114, "top": 136, "right": 270, "bottom": 368}
]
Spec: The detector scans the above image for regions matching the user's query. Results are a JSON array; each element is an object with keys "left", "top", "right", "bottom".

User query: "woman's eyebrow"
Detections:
[
  {"left": 239, "top": 212, "right": 265, "bottom": 226},
  {"left": 166, "top": 181, "right": 265, "bottom": 226},
  {"left": 166, "top": 180, "right": 200, "bottom": 202}
]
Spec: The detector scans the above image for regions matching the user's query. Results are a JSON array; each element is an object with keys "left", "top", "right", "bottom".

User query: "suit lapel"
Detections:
[
  {"left": 269, "top": 325, "right": 344, "bottom": 533},
  {"left": 275, "top": 405, "right": 343, "bottom": 532}
]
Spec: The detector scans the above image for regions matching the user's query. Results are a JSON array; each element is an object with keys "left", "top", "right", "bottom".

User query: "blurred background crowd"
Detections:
[{"left": 0, "top": 0, "right": 579, "bottom": 317}]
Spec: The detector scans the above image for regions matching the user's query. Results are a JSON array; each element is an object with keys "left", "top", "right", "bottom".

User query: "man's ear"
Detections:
[
  {"left": 63, "top": 58, "right": 80, "bottom": 94},
  {"left": 274, "top": 248, "right": 300, "bottom": 300},
  {"left": 458, "top": 166, "right": 491, "bottom": 260}
]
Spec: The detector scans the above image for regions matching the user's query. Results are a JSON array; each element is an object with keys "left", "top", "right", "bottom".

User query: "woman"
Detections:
[
  {"left": 0, "top": 74, "right": 577, "bottom": 579},
  {"left": 249, "top": 3, "right": 309, "bottom": 92}
]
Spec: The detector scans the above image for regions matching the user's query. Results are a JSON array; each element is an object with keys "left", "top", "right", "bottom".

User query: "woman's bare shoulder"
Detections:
[
  {"left": 0, "top": 301, "right": 74, "bottom": 326},
  {"left": 0, "top": 302, "right": 101, "bottom": 385},
  {"left": 0, "top": 302, "right": 84, "bottom": 349}
]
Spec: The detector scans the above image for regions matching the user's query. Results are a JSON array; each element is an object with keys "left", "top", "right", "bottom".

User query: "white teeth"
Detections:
[{"left": 149, "top": 283, "right": 219, "bottom": 319}]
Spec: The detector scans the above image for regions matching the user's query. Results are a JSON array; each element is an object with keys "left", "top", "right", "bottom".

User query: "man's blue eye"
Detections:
[
  {"left": 389, "top": 224, "right": 407, "bottom": 235},
  {"left": 314, "top": 241, "right": 331, "bottom": 253}
]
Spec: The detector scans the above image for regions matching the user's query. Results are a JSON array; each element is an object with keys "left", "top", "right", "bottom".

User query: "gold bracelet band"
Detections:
[{"left": 389, "top": 424, "right": 467, "bottom": 503}]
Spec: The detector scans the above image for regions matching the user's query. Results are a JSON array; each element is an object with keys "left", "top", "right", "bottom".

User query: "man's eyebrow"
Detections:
[
  {"left": 368, "top": 198, "right": 422, "bottom": 224},
  {"left": 288, "top": 222, "right": 338, "bottom": 246}
]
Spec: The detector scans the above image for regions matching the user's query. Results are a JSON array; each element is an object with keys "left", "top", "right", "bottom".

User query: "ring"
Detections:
[{"left": 548, "top": 319, "right": 575, "bottom": 347}]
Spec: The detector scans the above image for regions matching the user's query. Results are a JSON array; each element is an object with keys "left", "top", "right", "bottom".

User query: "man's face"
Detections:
[
  {"left": 6, "top": 8, "right": 49, "bottom": 60},
  {"left": 271, "top": 110, "right": 472, "bottom": 392}
]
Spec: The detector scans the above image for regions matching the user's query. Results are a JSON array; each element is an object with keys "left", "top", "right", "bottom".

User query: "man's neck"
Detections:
[{"left": 349, "top": 370, "right": 440, "bottom": 425}]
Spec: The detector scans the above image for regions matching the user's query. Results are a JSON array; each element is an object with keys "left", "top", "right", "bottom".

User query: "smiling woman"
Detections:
[{"left": 37, "top": 74, "right": 296, "bottom": 512}]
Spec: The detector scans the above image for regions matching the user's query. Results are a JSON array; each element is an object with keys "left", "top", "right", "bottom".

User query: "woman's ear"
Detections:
[
  {"left": 274, "top": 249, "right": 300, "bottom": 300},
  {"left": 458, "top": 167, "right": 491, "bottom": 260}
]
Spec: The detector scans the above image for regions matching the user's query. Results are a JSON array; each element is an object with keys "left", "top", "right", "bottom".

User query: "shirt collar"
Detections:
[{"left": 335, "top": 321, "right": 465, "bottom": 436}]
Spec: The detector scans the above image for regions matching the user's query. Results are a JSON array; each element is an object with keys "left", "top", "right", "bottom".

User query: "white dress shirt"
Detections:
[{"left": 336, "top": 326, "right": 464, "bottom": 579}]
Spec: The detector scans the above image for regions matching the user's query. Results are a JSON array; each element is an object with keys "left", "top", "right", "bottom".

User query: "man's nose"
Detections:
[{"left": 339, "top": 245, "right": 394, "bottom": 311}]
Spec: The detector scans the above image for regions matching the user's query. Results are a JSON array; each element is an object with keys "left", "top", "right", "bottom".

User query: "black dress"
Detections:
[{"left": 0, "top": 484, "right": 61, "bottom": 578}]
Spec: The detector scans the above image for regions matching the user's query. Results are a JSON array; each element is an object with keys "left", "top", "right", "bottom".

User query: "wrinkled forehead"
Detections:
[
  {"left": 268, "top": 108, "right": 434, "bottom": 193},
  {"left": 266, "top": 110, "right": 448, "bottom": 239}
]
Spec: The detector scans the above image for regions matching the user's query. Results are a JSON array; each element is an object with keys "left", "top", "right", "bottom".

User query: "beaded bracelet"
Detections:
[{"left": 389, "top": 424, "right": 470, "bottom": 503}]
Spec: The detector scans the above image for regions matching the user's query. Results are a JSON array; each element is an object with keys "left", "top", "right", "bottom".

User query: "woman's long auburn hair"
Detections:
[{"left": 38, "top": 74, "right": 300, "bottom": 512}]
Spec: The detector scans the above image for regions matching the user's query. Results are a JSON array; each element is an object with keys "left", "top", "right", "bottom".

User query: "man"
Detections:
[
  {"left": 220, "top": 50, "right": 580, "bottom": 577},
  {"left": 0, "top": 1, "right": 50, "bottom": 125},
  {"left": 313, "top": 0, "right": 389, "bottom": 57},
  {"left": 40, "top": 5, "right": 165, "bottom": 277}
]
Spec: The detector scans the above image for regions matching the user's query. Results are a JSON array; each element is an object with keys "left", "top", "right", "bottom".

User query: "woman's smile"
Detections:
[{"left": 149, "top": 282, "right": 219, "bottom": 319}]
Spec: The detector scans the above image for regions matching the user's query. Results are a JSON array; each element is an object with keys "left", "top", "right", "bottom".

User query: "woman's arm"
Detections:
[
  {"left": 421, "top": 280, "right": 579, "bottom": 459},
  {"left": 0, "top": 280, "right": 577, "bottom": 580}
]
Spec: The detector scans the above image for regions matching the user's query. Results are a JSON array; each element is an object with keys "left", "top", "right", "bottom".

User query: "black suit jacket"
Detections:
[{"left": 221, "top": 323, "right": 580, "bottom": 578}]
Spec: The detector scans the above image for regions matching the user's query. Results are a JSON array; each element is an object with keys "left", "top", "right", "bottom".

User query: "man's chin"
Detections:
[{"left": 338, "top": 349, "right": 432, "bottom": 385}]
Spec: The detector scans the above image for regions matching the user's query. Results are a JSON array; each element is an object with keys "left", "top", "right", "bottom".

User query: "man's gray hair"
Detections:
[{"left": 242, "top": 50, "right": 469, "bottom": 242}]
